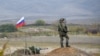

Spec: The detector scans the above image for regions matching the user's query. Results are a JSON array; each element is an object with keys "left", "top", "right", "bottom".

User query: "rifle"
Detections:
[{"left": 63, "top": 31, "right": 76, "bottom": 33}]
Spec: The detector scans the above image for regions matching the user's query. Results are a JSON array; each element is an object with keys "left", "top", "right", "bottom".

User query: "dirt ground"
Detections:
[{"left": 0, "top": 35, "right": 100, "bottom": 56}]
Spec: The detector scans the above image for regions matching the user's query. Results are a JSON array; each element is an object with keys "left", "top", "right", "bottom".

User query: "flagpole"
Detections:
[
  {"left": 19, "top": 30, "right": 28, "bottom": 55},
  {"left": 24, "top": 32, "right": 28, "bottom": 55},
  {"left": 16, "top": 16, "right": 28, "bottom": 55}
]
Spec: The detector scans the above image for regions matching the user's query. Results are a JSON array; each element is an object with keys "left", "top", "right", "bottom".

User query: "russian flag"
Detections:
[{"left": 16, "top": 17, "right": 25, "bottom": 28}]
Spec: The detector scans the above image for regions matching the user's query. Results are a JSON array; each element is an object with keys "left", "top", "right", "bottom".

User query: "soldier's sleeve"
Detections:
[
  {"left": 57, "top": 24, "right": 60, "bottom": 31},
  {"left": 65, "top": 26, "right": 68, "bottom": 32}
]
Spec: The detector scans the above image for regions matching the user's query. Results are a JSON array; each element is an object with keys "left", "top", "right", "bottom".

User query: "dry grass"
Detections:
[{"left": 0, "top": 41, "right": 8, "bottom": 56}]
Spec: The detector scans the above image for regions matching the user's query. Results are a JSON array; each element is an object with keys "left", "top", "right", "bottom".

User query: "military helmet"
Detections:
[{"left": 59, "top": 18, "right": 65, "bottom": 22}]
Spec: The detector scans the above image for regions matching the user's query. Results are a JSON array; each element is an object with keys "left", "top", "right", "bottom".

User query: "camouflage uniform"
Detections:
[{"left": 58, "top": 18, "right": 70, "bottom": 47}]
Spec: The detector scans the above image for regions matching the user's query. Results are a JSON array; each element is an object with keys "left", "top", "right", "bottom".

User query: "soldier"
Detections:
[{"left": 58, "top": 18, "right": 70, "bottom": 47}]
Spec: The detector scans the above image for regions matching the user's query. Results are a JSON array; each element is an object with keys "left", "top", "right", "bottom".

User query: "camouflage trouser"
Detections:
[{"left": 59, "top": 34, "right": 69, "bottom": 47}]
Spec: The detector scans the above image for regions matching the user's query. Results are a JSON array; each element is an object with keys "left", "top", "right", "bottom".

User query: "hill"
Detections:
[
  {"left": 0, "top": 16, "right": 100, "bottom": 25},
  {"left": 46, "top": 47, "right": 92, "bottom": 56}
]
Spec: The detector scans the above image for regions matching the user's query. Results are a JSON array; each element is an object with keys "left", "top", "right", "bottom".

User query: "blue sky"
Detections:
[{"left": 0, "top": 0, "right": 100, "bottom": 20}]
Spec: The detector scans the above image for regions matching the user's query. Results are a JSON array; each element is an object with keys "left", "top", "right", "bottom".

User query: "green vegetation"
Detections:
[
  {"left": 35, "top": 19, "right": 46, "bottom": 26},
  {"left": 68, "top": 25, "right": 86, "bottom": 34},
  {"left": 0, "top": 24, "right": 17, "bottom": 32},
  {"left": 0, "top": 23, "right": 99, "bottom": 38},
  {"left": 0, "top": 24, "right": 18, "bottom": 38}
]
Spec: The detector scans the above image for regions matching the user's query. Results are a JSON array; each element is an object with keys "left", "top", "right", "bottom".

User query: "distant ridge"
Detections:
[{"left": 0, "top": 16, "right": 100, "bottom": 25}]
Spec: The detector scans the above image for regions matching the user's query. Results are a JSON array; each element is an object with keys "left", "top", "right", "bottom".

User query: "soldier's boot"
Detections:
[
  {"left": 60, "top": 40, "right": 64, "bottom": 48},
  {"left": 61, "top": 42, "right": 64, "bottom": 48},
  {"left": 60, "top": 37, "right": 64, "bottom": 48},
  {"left": 66, "top": 39, "right": 70, "bottom": 47}
]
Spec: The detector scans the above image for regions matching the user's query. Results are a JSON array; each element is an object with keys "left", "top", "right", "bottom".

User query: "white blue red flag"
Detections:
[{"left": 16, "top": 17, "right": 25, "bottom": 28}]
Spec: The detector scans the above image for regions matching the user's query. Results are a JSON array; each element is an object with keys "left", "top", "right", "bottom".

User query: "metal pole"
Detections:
[{"left": 24, "top": 32, "right": 28, "bottom": 55}]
